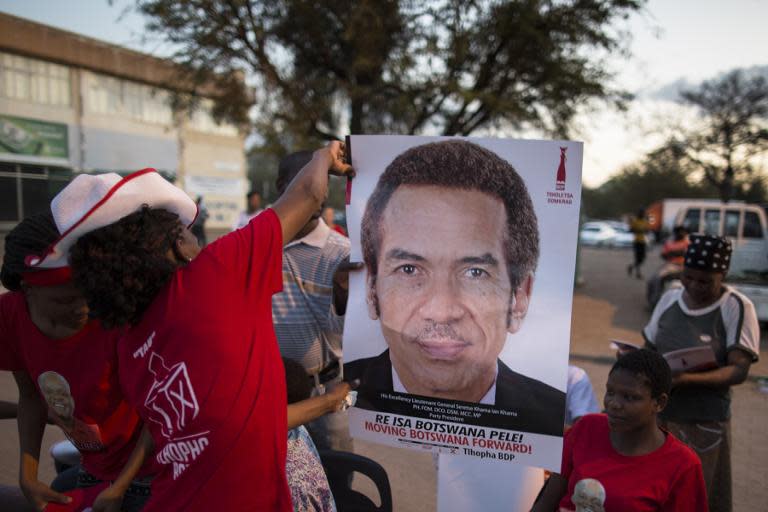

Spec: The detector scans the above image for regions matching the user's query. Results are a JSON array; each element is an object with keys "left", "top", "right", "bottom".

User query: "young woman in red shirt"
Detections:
[
  {"left": 532, "top": 349, "right": 707, "bottom": 512},
  {"left": 1, "top": 213, "right": 154, "bottom": 512}
]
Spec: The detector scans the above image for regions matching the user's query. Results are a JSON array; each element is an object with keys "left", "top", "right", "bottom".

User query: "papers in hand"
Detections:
[
  {"left": 341, "top": 390, "right": 358, "bottom": 411},
  {"left": 663, "top": 346, "right": 718, "bottom": 373},
  {"left": 609, "top": 339, "right": 718, "bottom": 373},
  {"left": 609, "top": 339, "right": 641, "bottom": 353}
]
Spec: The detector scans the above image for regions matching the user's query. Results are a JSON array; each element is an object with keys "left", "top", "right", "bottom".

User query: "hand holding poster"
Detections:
[{"left": 342, "top": 136, "right": 582, "bottom": 471}]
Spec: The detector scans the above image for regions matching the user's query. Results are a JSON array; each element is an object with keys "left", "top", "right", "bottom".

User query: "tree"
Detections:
[
  {"left": 134, "top": 0, "right": 643, "bottom": 148},
  {"left": 678, "top": 70, "right": 768, "bottom": 202},
  {"left": 582, "top": 141, "right": 718, "bottom": 219}
]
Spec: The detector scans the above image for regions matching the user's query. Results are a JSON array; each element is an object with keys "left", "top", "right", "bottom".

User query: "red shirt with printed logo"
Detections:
[
  {"left": 0, "top": 292, "right": 148, "bottom": 481},
  {"left": 117, "top": 209, "right": 290, "bottom": 512},
  {"left": 558, "top": 414, "right": 707, "bottom": 512}
]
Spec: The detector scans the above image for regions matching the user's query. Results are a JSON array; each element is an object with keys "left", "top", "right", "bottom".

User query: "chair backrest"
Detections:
[{"left": 318, "top": 449, "right": 393, "bottom": 512}]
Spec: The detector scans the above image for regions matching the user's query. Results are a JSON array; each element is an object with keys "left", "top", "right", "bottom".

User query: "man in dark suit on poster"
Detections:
[{"left": 344, "top": 140, "right": 565, "bottom": 436}]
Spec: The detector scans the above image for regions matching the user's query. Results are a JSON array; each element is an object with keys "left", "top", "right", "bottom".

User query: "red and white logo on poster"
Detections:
[{"left": 547, "top": 146, "right": 573, "bottom": 205}]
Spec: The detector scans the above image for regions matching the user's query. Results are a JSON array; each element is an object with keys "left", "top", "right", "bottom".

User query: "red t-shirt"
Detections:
[
  {"left": 117, "top": 209, "right": 291, "bottom": 512},
  {"left": 559, "top": 414, "right": 707, "bottom": 512},
  {"left": 0, "top": 292, "right": 147, "bottom": 481}
]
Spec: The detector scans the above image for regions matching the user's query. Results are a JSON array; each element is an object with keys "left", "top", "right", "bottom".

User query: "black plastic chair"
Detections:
[{"left": 318, "top": 449, "right": 393, "bottom": 512}]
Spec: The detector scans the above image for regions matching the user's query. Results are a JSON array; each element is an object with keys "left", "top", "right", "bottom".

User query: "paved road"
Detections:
[{"left": 0, "top": 244, "right": 765, "bottom": 511}]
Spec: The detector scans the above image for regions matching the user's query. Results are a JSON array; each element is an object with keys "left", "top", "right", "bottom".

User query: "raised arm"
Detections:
[
  {"left": 14, "top": 371, "right": 71, "bottom": 511},
  {"left": 271, "top": 141, "right": 353, "bottom": 245}
]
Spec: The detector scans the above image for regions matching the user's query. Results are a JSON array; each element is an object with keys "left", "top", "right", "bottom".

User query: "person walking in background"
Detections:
[
  {"left": 272, "top": 151, "right": 354, "bottom": 451},
  {"left": 532, "top": 349, "right": 707, "bottom": 512},
  {"left": 231, "top": 190, "right": 263, "bottom": 230},
  {"left": 627, "top": 208, "right": 650, "bottom": 279},
  {"left": 643, "top": 234, "right": 759, "bottom": 512}
]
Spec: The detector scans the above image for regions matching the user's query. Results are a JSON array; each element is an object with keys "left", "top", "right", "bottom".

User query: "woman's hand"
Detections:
[
  {"left": 325, "top": 379, "right": 360, "bottom": 413},
  {"left": 90, "top": 484, "right": 126, "bottom": 512},
  {"left": 20, "top": 477, "right": 71, "bottom": 511},
  {"left": 317, "top": 141, "right": 355, "bottom": 178}
]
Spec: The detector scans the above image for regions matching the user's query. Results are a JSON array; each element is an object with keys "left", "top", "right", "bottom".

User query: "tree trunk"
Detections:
[
  {"left": 350, "top": 97, "right": 364, "bottom": 135},
  {"left": 721, "top": 164, "right": 735, "bottom": 203}
]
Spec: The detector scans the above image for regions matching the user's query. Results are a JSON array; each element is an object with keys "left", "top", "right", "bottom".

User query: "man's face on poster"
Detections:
[
  {"left": 366, "top": 185, "right": 532, "bottom": 401},
  {"left": 39, "top": 372, "right": 75, "bottom": 422}
]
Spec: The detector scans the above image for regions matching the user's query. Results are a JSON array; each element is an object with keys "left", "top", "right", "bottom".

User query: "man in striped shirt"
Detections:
[{"left": 272, "top": 150, "right": 353, "bottom": 451}]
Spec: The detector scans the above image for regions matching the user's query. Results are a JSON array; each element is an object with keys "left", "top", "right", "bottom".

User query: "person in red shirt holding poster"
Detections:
[
  {"left": 532, "top": 349, "right": 707, "bottom": 512},
  {"left": 25, "top": 142, "right": 352, "bottom": 512},
  {"left": 0, "top": 213, "right": 155, "bottom": 512}
]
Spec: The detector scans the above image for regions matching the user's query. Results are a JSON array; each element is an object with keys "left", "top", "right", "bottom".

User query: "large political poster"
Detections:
[{"left": 343, "top": 135, "right": 582, "bottom": 471}]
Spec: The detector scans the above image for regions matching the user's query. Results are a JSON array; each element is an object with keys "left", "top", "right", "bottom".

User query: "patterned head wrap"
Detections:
[{"left": 684, "top": 234, "right": 732, "bottom": 273}]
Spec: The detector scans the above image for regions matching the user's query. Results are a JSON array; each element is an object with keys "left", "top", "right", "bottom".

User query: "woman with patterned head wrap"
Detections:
[{"left": 643, "top": 234, "right": 761, "bottom": 512}]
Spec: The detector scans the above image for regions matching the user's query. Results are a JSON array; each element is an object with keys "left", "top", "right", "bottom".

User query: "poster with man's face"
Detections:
[{"left": 343, "top": 136, "right": 582, "bottom": 471}]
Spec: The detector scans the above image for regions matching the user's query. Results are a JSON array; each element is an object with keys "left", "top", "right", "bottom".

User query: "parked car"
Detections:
[
  {"left": 605, "top": 222, "right": 636, "bottom": 248},
  {"left": 580, "top": 221, "right": 618, "bottom": 247}
]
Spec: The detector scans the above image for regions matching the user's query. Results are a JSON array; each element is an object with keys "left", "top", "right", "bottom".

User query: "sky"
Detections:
[{"left": 1, "top": 0, "right": 766, "bottom": 187}]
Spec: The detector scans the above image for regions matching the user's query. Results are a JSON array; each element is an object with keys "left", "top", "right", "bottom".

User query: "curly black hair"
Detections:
[
  {"left": 69, "top": 206, "right": 183, "bottom": 328},
  {"left": 1, "top": 211, "right": 60, "bottom": 291},
  {"left": 283, "top": 358, "right": 312, "bottom": 405},
  {"left": 611, "top": 349, "right": 672, "bottom": 399}
]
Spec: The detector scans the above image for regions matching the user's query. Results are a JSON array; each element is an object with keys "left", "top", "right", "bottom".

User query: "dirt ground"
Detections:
[{"left": 0, "top": 244, "right": 765, "bottom": 511}]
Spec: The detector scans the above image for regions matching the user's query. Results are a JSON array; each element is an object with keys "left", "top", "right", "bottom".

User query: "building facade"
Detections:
[{"left": 0, "top": 13, "right": 248, "bottom": 234}]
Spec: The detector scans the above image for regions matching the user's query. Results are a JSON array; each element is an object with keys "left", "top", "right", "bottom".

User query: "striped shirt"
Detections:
[{"left": 272, "top": 219, "right": 350, "bottom": 375}]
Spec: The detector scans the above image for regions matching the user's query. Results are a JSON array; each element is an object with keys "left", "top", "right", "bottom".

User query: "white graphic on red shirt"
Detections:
[
  {"left": 156, "top": 432, "right": 210, "bottom": 480},
  {"left": 145, "top": 352, "right": 200, "bottom": 440}
]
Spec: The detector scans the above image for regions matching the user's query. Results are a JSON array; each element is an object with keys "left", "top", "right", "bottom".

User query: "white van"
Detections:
[{"left": 675, "top": 202, "right": 768, "bottom": 277}]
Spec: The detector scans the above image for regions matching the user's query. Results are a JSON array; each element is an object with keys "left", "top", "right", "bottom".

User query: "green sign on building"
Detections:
[{"left": 0, "top": 114, "right": 68, "bottom": 159}]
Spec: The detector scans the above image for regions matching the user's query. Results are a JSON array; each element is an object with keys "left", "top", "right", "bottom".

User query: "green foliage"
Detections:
[
  {"left": 135, "top": 0, "right": 644, "bottom": 147},
  {"left": 583, "top": 141, "right": 718, "bottom": 219},
  {"left": 583, "top": 137, "right": 768, "bottom": 219},
  {"left": 678, "top": 70, "right": 768, "bottom": 202}
]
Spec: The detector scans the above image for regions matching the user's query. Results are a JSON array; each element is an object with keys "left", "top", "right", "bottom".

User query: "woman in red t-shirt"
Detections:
[
  {"left": 532, "top": 349, "right": 707, "bottom": 512},
  {"left": 32, "top": 142, "right": 352, "bottom": 511},
  {"left": 0, "top": 212, "right": 153, "bottom": 512}
]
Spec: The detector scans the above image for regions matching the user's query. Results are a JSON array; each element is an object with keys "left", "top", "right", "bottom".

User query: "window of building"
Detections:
[
  {"left": 0, "top": 52, "right": 71, "bottom": 106},
  {"left": 86, "top": 72, "right": 173, "bottom": 125},
  {"left": 87, "top": 74, "right": 122, "bottom": 115},
  {"left": 188, "top": 99, "right": 239, "bottom": 136},
  {"left": 0, "top": 163, "right": 73, "bottom": 225}
]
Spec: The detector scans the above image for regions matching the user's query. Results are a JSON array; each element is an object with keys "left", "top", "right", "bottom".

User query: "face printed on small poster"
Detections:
[{"left": 342, "top": 135, "right": 582, "bottom": 471}]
